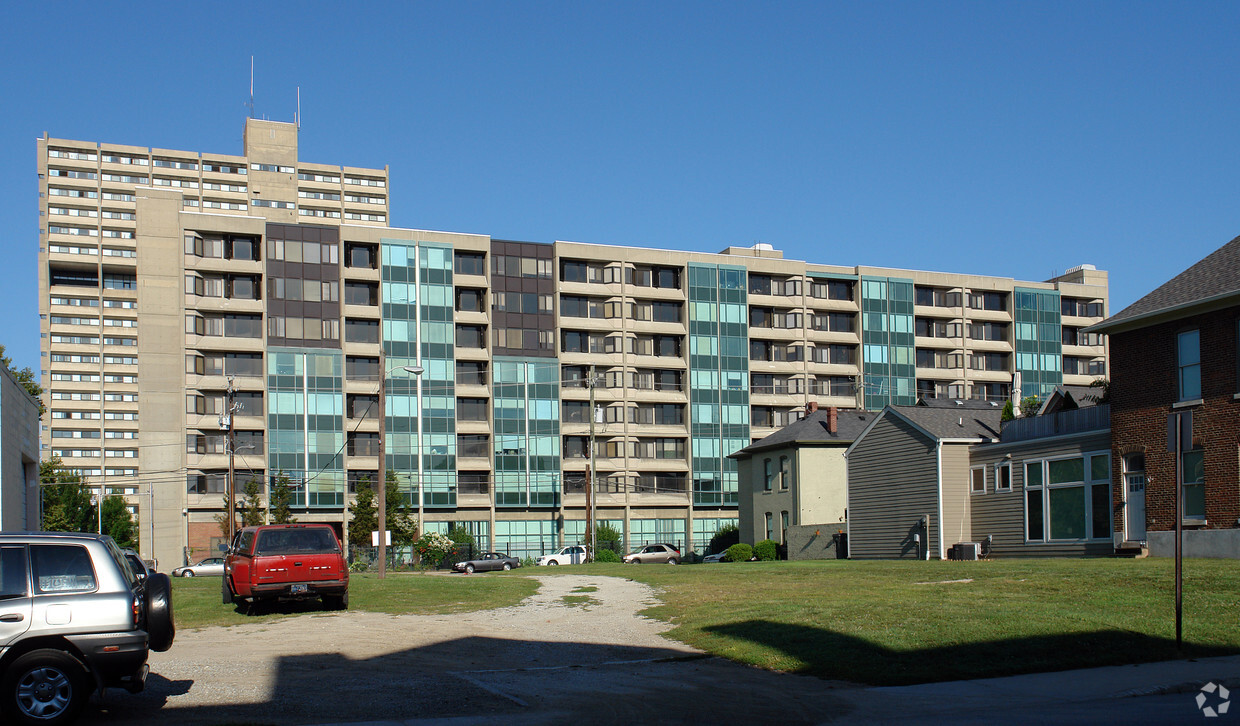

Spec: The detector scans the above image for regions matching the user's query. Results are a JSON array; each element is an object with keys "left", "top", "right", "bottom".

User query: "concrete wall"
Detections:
[
  {"left": 785, "top": 523, "right": 846, "bottom": 560},
  {"left": 1148, "top": 529, "right": 1240, "bottom": 559},
  {"left": 0, "top": 367, "right": 42, "bottom": 530}
]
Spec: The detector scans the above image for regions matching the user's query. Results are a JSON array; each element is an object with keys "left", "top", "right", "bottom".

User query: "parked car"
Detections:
[
  {"left": 702, "top": 552, "right": 728, "bottom": 563},
  {"left": 0, "top": 531, "right": 175, "bottom": 726},
  {"left": 172, "top": 557, "right": 224, "bottom": 578},
  {"left": 536, "top": 545, "right": 589, "bottom": 566},
  {"left": 623, "top": 543, "right": 680, "bottom": 565},
  {"left": 122, "top": 548, "right": 150, "bottom": 580},
  {"left": 224, "top": 524, "right": 349, "bottom": 611},
  {"left": 453, "top": 552, "right": 521, "bottom": 574}
]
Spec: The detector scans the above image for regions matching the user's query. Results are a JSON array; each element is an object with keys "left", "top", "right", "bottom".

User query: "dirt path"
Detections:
[{"left": 80, "top": 574, "right": 848, "bottom": 725}]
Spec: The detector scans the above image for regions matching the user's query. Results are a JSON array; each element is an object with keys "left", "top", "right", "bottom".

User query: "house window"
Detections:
[
  {"left": 1178, "top": 329, "right": 1201, "bottom": 401},
  {"left": 1024, "top": 452, "right": 1111, "bottom": 541},
  {"left": 765, "top": 512, "right": 774, "bottom": 541},
  {"left": 779, "top": 456, "right": 791, "bottom": 491},
  {"left": 781, "top": 511, "right": 789, "bottom": 541},
  {"left": 970, "top": 466, "right": 985, "bottom": 494},
  {"left": 996, "top": 462, "right": 1012, "bottom": 491},
  {"left": 1026, "top": 462, "right": 1044, "bottom": 541},
  {"left": 763, "top": 459, "right": 773, "bottom": 492},
  {"left": 1183, "top": 450, "right": 1205, "bottom": 520}
]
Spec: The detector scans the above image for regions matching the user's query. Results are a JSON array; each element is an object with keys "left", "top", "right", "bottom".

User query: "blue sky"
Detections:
[{"left": 3, "top": 1, "right": 1238, "bottom": 375}]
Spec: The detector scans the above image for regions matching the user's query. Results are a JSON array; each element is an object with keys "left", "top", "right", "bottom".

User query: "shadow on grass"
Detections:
[{"left": 705, "top": 620, "right": 1240, "bottom": 686}]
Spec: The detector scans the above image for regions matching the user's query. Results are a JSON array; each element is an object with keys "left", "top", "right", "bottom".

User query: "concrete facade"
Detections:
[
  {"left": 38, "top": 119, "right": 1110, "bottom": 570},
  {"left": 1, "top": 366, "right": 42, "bottom": 530}
]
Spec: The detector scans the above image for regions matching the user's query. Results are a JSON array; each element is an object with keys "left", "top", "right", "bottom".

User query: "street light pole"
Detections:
[{"left": 377, "top": 351, "right": 424, "bottom": 580}]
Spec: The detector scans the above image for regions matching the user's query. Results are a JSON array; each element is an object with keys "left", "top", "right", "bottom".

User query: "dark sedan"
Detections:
[{"left": 453, "top": 552, "right": 521, "bottom": 574}]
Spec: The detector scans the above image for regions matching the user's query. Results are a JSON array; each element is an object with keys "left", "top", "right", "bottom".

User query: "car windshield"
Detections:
[{"left": 254, "top": 528, "right": 340, "bottom": 556}]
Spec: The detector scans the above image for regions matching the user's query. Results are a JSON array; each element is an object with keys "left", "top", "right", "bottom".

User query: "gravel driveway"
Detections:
[{"left": 77, "top": 574, "right": 851, "bottom": 725}]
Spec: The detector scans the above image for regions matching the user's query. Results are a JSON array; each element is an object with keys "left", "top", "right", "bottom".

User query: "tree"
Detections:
[
  {"left": 1088, "top": 378, "right": 1110, "bottom": 404},
  {"left": 595, "top": 522, "right": 622, "bottom": 555},
  {"left": 1000, "top": 399, "right": 1016, "bottom": 422},
  {"left": 383, "top": 470, "right": 418, "bottom": 547},
  {"left": 447, "top": 525, "right": 475, "bottom": 545},
  {"left": 101, "top": 496, "right": 136, "bottom": 549},
  {"left": 708, "top": 523, "right": 740, "bottom": 555},
  {"left": 347, "top": 471, "right": 416, "bottom": 548},
  {"left": 0, "top": 345, "right": 45, "bottom": 416},
  {"left": 240, "top": 477, "right": 265, "bottom": 527},
  {"left": 269, "top": 471, "right": 297, "bottom": 524},
  {"left": 347, "top": 475, "right": 378, "bottom": 549},
  {"left": 40, "top": 458, "right": 95, "bottom": 533}
]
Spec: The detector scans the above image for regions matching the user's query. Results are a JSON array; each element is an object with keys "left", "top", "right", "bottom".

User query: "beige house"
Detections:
[{"left": 732, "top": 405, "right": 874, "bottom": 553}]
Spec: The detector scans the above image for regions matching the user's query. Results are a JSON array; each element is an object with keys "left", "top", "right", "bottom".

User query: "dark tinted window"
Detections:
[
  {"left": 254, "top": 527, "right": 340, "bottom": 556},
  {"left": 32, "top": 544, "right": 96, "bottom": 594},
  {"left": 0, "top": 546, "right": 28, "bottom": 600}
]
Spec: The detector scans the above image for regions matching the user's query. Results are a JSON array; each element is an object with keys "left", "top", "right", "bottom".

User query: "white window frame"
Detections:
[{"left": 970, "top": 465, "right": 986, "bottom": 495}]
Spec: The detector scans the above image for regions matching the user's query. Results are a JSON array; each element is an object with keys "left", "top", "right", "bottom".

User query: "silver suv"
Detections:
[{"left": 0, "top": 532, "right": 175, "bottom": 725}]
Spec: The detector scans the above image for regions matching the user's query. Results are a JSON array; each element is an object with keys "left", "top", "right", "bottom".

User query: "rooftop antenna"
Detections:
[
  {"left": 296, "top": 86, "right": 301, "bottom": 129},
  {"left": 248, "top": 56, "right": 255, "bottom": 119}
]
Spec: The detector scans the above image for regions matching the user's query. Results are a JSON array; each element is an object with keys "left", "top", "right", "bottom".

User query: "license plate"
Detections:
[{"left": 290, "top": 584, "right": 308, "bottom": 595}]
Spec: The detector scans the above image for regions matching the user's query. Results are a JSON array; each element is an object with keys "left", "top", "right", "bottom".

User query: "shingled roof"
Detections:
[
  {"left": 887, "top": 405, "right": 1002, "bottom": 442},
  {"left": 729, "top": 408, "right": 876, "bottom": 458},
  {"left": 1091, "top": 234, "right": 1240, "bottom": 334}
]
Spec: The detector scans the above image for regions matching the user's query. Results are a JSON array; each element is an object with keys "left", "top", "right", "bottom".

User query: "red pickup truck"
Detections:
[{"left": 223, "top": 524, "right": 349, "bottom": 611}]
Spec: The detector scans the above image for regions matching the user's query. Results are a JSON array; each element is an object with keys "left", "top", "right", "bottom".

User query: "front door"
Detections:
[{"left": 1125, "top": 473, "right": 1146, "bottom": 542}]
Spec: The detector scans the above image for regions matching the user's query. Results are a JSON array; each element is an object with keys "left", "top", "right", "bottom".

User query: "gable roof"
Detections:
[
  {"left": 1090, "top": 234, "right": 1240, "bottom": 334},
  {"left": 729, "top": 408, "right": 876, "bottom": 458},
  {"left": 845, "top": 404, "right": 1002, "bottom": 458}
]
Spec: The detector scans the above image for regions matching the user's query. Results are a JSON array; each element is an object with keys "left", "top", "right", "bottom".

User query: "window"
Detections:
[
  {"left": 1025, "top": 453, "right": 1110, "bottom": 541},
  {"left": 996, "top": 462, "right": 1012, "bottom": 491},
  {"left": 458, "top": 398, "right": 489, "bottom": 422},
  {"left": 454, "top": 252, "right": 486, "bottom": 276},
  {"left": 455, "top": 288, "right": 484, "bottom": 313},
  {"left": 765, "top": 512, "right": 774, "bottom": 541},
  {"left": 779, "top": 456, "right": 791, "bottom": 490},
  {"left": 457, "top": 434, "right": 489, "bottom": 458},
  {"left": 1178, "top": 329, "right": 1201, "bottom": 401},
  {"left": 1183, "top": 450, "right": 1205, "bottom": 520},
  {"left": 781, "top": 511, "right": 790, "bottom": 540},
  {"left": 763, "top": 459, "right": 773, "bottom": 491},
  {"left": 32, "top": 545, "right": 96, "bottom": 593},
  {"left": 970, "top": 466, "right": 986, "bottom": 494}
]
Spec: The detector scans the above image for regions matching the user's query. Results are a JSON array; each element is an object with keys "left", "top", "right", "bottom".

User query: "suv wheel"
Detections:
[
  {"left": 2, "top": 649, "right": 90, "bottom": 726},
  {"left": 322, "top": 592, "right": 348, "bottom": 611},
  {"left": 144, "top": 573, "right": 176, "bottom": 652}
]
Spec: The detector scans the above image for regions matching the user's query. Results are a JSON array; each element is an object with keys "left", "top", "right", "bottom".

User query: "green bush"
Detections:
[
  {"left": 754, "top": 539, "right": 778, "bottom": 561},
  {"left": 725, "top": 543, "right": 753, "bottom": 563},
  {"left": 709, "top": 524, "right": 740, "bottom": 555},
  {"left": 594, "top": 548, "right": 621, "bottom": 563}
]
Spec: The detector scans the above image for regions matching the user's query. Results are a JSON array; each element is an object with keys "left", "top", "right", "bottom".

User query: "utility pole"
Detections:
[
  {"left": 221, "top": 377, "right": 239, "bottom": 546},
  {"left": 378, "top": 350, "right": 388, "bottom": 579}
]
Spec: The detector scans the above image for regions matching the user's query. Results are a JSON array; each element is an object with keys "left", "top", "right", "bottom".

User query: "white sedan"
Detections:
[{"left": 172, "top": 556, "right": 225, "bottom": 577}]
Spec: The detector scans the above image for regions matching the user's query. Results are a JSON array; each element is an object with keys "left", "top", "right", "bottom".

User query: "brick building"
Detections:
[{"left": 1090, "top": 235, "right": 1240, "bottom": 558}]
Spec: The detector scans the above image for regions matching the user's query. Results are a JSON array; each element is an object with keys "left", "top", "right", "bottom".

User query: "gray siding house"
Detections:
[
  {"left": 845, "top": 405, "right": 1001, "bottom": 559},
  {"left": 970, "top": 404, "right": 1114, "bottom": 558}
]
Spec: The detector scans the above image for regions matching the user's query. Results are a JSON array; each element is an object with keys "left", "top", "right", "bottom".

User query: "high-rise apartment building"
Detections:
[{"left": 37, "top": 119, "right": 1109, "bottom": 568}]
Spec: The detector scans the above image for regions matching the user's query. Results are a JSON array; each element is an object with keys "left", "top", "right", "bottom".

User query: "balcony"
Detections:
[{"left": 1000, "top": 404, "right": 1109, "bottom": 444}]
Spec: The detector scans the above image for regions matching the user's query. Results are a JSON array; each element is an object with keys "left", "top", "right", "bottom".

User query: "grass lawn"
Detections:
[
  {"left": 582, "top": 558, "right": 1240, "bottom": 685},
  {"left": 171, "top": 571, "right": 538, "bottom": 629}
]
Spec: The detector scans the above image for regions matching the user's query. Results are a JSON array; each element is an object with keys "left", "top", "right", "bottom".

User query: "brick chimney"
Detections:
[
  {"left": 827, "top": 406, "right": 838, "bottom": 434},
  {"left": 807, "top": 401, "right": 819, "bottom": 414}
]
